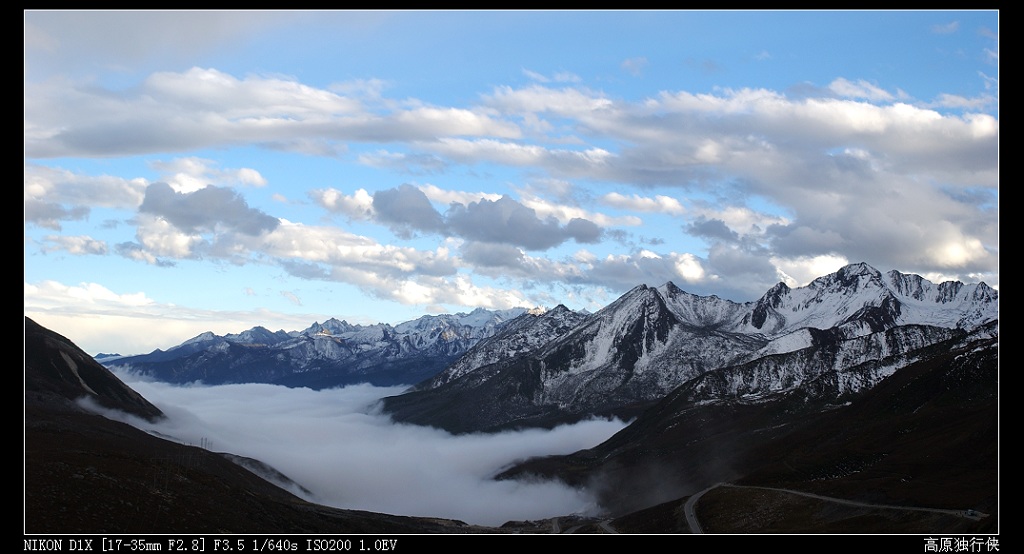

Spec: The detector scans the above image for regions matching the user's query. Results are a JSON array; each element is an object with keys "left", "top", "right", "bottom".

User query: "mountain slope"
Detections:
[
  {"left": 500, "top": 324, "right": 997, "bottom": 533},
  {"left": 25, "top": 317, "right": 163, "bottom": 421},
  {"left": 23, "top": 317, "right": 502, "bottom": 534},
  {"left": 418, "top": 305, "right": 589, "bottom": 390},
  {"left": 382, "top": 263, "right": 996, "bottom": 434}
]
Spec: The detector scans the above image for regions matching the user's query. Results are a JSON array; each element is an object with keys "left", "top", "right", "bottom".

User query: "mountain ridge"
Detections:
[
  {"left": 381, "top": 263, "right": 996, "bottom": 434},
  {"left": 106, "top": 307, "right": 531, "bottom": 389}
]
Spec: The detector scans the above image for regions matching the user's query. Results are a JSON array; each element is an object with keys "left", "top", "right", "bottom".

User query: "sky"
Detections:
[
  {"left": 89, "top": 375, "right": 630, "bottom": 526},
  {"left": 24, "top": 10, "right": 999, "bottom": 356}
]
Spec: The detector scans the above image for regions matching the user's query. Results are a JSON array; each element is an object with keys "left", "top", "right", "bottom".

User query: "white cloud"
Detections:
[
  {"left": 23, "top": 27, "right": 997, "bottom": 327},
  {"left": 600, "top": 192, "right": 686, "bottom": 215},
  {"left": 930, "top": 92, "right": 996, "bottom": 111},
  {"left": 521, "top": 69, "right": 581, "bottom": 84},
  {"left": 24, "top": 67, "right": 522, "bottom": 159},
  {"left": 519, "top": 193, "right": 642, "bottom": 227},
  {"left": 827, "top": 78, "right": 895, "bottom": 102},
  {"left": 922, "top": 224, "right": 990, "bottom": 269},
  {"left": 931, "top": 21, "right": 960, "bottom": 34},
  {"left": 690, "top": 205, "right": 789, "bottom": 238},
  {"left": 673, "top": 253, "right": 706, "bottom": 282},
  {"left": 149, "top": 157, "right": 268, "bottom": 193},
  {"left": 133, "top": 214, "right": 206, "bottom": 259},
  {"left": 621, "top": 57, "right": 648, "bottom": 76},
  {"left": 417, "top": 183, "right": 502, "bottom": 206},
  {"left": 426, "top": 138, "right": 614, "bottom": 176},
  {"left": 311, "top": 187, "right": 376, "bottom": 220},
  {"left": 263, "top": 220, "right": 455, "bottom": 276},
  {"left": 486, "top": 85, "right": 615, "bottom": 117},
  {"left": 100, "top": 379, "right": 627, "bottom": 526},
  {"left": 40, "top": 235, "right": 108, "bottom": 255},
  {"left": 24, "top": 279, "right": 336, "bottom": 356},
  {"left": 770, "top": 255, "right": 850, "bottom": 288},
  {"left": 25, "top": 164, "right": 149, "bottom": 210}
]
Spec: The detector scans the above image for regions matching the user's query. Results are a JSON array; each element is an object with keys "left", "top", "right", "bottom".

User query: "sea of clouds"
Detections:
[{"left": 96, "top": 371, "right": 628, "bottom": 527}]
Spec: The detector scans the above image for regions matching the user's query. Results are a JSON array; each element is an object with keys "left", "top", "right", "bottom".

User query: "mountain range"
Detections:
[
  {"left": 26, "top": 262, "right": 998, "bottom": 533},
  {"left": 105, "top": 308, "right": 528, "bottom": 388},
  {"left": 381, "top": 262, "right": 996, "bottom": 433}
]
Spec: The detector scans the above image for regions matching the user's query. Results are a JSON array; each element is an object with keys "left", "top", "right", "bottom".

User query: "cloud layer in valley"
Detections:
[{"left": 93, "top": 376, "right": 627, "bottom": 527}]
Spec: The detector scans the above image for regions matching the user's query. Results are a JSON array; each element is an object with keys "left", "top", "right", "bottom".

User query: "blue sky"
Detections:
[{"left": 24, "top": 10, "right": 999, "bottom": 356}]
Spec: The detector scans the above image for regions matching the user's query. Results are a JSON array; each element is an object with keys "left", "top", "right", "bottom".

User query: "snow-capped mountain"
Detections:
[
  {"left": 105, "top": 308, "right": 527, "bottom": 388},
  {"left": 418, "top": 305, "right": 590, "bottom": 390},
  {"left": 381, "top": 263, "right": 997, "bottom": 433}
]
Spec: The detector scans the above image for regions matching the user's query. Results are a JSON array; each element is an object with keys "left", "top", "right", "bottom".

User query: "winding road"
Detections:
[{"left": 683, "top": 482, "right": 987, "bottom": 534}]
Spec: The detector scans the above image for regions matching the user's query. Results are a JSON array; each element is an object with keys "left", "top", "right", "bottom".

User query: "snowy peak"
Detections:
[
  {"left": 812, "top": 262, "right": 884, "bottom": 291},
  {"left": 747, "top": 281, "right": 792, "bottom": 330},
  {"left": 885, "top": 269, "right": 996, "bottom": 305},
  {"left": 422, "top": 304, "right": 587, "bottom": 389},
  {"left": 225, "top": 326, "right": 291, "bottom": 345},
  {"left": 300, "top": 318, "right": 361, "bottom": 337},
  {"left": 383, "top": 262, "right": 997, "bottom": 434},
  {"left": 107, "top": 306, "right": 532, "bottom": 389},
  {"left": 550, "top": 283, "right": 682, "bottom": 376},
  {"left": 657, "top": 281, "right": 747, "bottom": 329},
  {"left": 181, "top": 331, "right": 219, "bottom": 346},
  {"left": 737, "top": 263, "right": 996, "bottom": 338}
]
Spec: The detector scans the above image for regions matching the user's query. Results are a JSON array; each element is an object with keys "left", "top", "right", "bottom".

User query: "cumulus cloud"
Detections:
[
  {"left": 24, "top": 164, "right": 149, "bottom": 229},
  {"left": 149, "top": 157, "right": 267, "bottom": 193},
  {"left": 460, "top": 242, "right": 527, "bottom": 269},
  {"left": 263, "top": 220, "right": 457, "bottom": 278},
  {"left": 518, "top": 194, "right": 641, "bottom": 228},
  {"left": 130, "top": 215, "right": 205, "bottom": 260},
  {"left": 24, "top": 49, "right": 997, "bottom": 323},
  {"left": 574, "top": 250, "right": 713, "bottom": 290},
  {"left": 771, "top": 255, "right": 851, "bottom": 289},
  {"left": 139, "top": 182, "right": 280, "bottom": 236},
  {"left": 687, "top": 218, "right": 740, "bottom": 243},
  {"left": 317, "top": 184, "right": 609, "bottom": 252},
  {"left": 310, "top": 187, "right": 375, "bottom": 220},
  {"left": 24, "top": 200, "right": 89, "bottom": 230},
  {"left": 257, "top": 221, "right": 538, "bottom": 310},
  {"left": 27, "top": 69, "right": 998, "bottom": 289},
  {"left": 446, "top": 196, "right": 602, "bottom": 250},
  {"left": 418, "top": 183, "right": 502, "bottom": 206},
  {"left": 371, "top": 184, "right": 447, "bottom": 237}
]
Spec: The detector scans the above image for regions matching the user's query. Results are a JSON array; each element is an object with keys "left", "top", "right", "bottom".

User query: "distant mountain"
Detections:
[
  {"left": 381, "top": 263, "right": 997, "bottom": 434},
  {"left": 105, "top": 308, "right": 527, "bottom": 388}
]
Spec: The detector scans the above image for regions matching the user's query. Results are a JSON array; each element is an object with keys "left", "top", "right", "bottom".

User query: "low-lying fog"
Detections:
[{"left": 99, "top": 371, "right": 628, "bottom": 527}]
